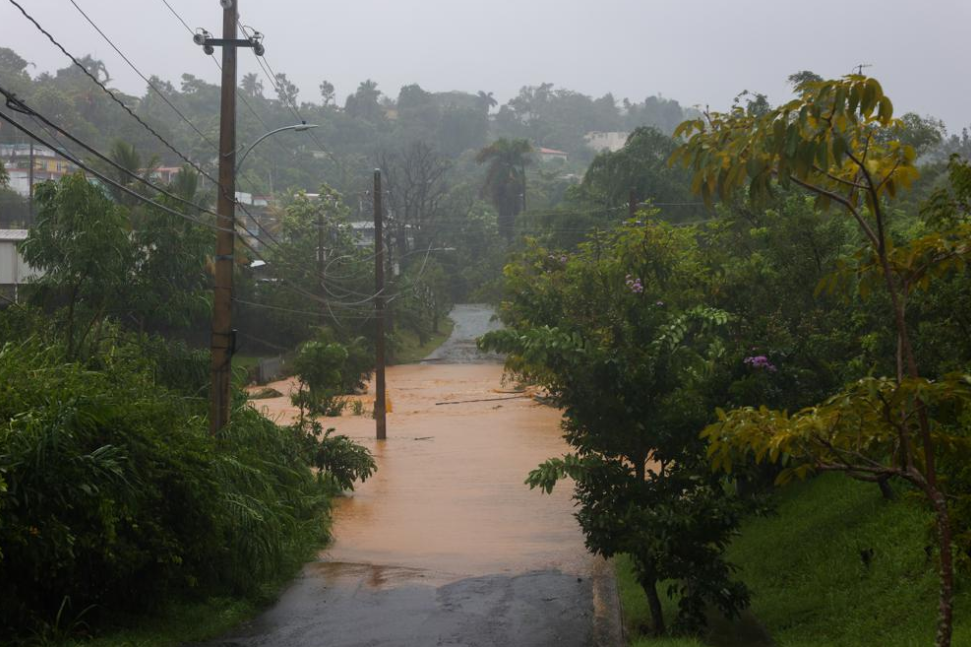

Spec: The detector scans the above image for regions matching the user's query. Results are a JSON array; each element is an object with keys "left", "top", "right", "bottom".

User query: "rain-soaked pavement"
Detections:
[{"left": 210, "top": 305, "right": 622, "bottom": 647}]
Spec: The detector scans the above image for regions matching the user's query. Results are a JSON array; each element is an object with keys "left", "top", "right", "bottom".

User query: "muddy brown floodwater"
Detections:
[{"left": 207, "top": 305, "right": 622, "bottom": 647}]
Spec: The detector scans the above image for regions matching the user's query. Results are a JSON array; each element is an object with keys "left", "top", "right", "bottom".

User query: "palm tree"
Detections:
[
  {"left": 94, "top": 140, "right": 159, "bottom": 207},
  {"left": 476, "top": 90, "right": 497, "bottom": 114},
  {"left": 241, "top": 72, "right": 264, "bottom": 98},
  {"left": 475, "top": 139, "right": 532, "bottom": 241}
]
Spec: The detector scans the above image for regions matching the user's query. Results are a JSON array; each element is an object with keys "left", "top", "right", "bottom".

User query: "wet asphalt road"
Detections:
[
  {"left": 207, "top": 567, "right": 594, "bottom": 647},
  {"left": 205, "top": 305, "right": 620, "bottom": 647},
  {"left": 421, "top": 304, "right": 504, "bottom": 364}
]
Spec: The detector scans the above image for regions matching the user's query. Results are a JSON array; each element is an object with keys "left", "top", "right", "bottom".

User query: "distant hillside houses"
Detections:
[
  {"left": 585, "top": 131, "right": 630, "bottom": 153},
  {"left": 0, "top": 144, "right": 78, "bottom": 198}
]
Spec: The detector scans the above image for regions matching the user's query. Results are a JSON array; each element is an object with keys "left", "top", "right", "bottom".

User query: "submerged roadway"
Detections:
[{"left": 205, "top": 304, "right": 622, "bottom": 647}]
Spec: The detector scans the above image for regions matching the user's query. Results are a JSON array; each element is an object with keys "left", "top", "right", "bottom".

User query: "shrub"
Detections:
[{"left": 0, "top": 336, "right": 370, "bottom": 638}]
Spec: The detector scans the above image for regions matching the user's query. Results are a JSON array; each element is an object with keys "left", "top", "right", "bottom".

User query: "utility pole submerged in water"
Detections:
[{"left": 373, "top": 169, "right": 387, "bottom": 440}]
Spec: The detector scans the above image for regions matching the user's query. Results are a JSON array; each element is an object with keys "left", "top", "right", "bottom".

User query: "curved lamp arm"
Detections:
[{"left": 235, "top": 123, "right": 319, "bottom": 173}]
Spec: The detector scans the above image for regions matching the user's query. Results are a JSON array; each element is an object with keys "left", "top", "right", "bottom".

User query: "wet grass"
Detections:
[
  {"left": 49, "top": 596, "right": 258, "bottom": 647},
  {"left": 614, "top": 554, "right": 706, "bottom": 647},
  {"left": 392, "top": 317, "right": 455, "bottom": 364},
  {"left": 616, "top": 474, "right": 971, "bottom": 646},
  {"left": 725, "top": 473, "right": 971, "bottom": 647}
]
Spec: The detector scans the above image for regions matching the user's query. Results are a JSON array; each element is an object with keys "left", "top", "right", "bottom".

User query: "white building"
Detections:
[
  {"left": 536, "top": 147, "right": 569, "bottom": 163},
  {"left": 584, "top": 131, "right": 630, "bottom": 154},
  {"left": 0, "top": 229, "right": 41, "bottom": 303}
]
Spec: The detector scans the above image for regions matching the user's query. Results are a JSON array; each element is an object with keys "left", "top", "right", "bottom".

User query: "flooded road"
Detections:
[{"left": 212, "top": 305, "right": 621, "bottom": 647}]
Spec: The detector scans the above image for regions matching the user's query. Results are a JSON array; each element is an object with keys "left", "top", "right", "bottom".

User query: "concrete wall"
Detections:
[{"left": 0, "top": 231, "right": 42, "bottom": 301}]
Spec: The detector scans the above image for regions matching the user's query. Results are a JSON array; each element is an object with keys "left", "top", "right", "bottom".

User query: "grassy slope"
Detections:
[
  {"left": 725, "top": 473, "right": 969, "bottom": 647},
  {"left": 617, "top": 474, "right": 969, "bottom": 647},
  {"left": 392, "top": 317, "right": 455, "bottom": 364}
]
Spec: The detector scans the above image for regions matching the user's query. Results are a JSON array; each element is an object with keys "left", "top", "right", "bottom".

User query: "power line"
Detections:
[
  {"left": 68, "top": 0, "right": 288, "bottom": 252},
  {"left": 68, "top": 0, "right": 218, "bottom": 151},
  {"left": 6, "top": 0, "right": 218, "bottom": 187},
  {"left": 0, "top": 109, "right": 233, "bottom": 235},
  {"left": 157, "top": 0, "right": 299, "bottom": 162},
  {"left": 1, "top": 85, "right": 297, "bottom": 267},
  {"left": 14, "top": 0, "right": 282, "bottom": 254},
  {"left": 237, "top": 19, "right": 341, "bottom": 168}
]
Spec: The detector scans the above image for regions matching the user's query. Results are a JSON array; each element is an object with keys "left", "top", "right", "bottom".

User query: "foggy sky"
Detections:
[{"left": 2, "top": 0, "right": 968, "bottom": 131}]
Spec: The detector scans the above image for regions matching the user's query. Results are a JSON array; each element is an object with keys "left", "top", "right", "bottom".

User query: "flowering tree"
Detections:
[
  {"left": 672, "top": 75, "right": 971, "bottom": 647},
  {"left": 481, "top": 220, "right": 749, "bottom": 635}
]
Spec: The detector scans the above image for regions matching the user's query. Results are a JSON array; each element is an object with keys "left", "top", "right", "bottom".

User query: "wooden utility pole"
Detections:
[
  {"left": 317, "top": 207, "right": 326, "bottom": 325},
  {"left": 28, "top": 141, "right": 34, "bottom": 223},
  {"left": 208, "top": 2, "right": 239, "bottom": 434},
  {"left": 373, "top": 169, "right": 387, "bottom": 440}
]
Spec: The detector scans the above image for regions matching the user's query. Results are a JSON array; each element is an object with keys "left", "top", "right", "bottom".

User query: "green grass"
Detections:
[
  {"left": 615, "top": 554, "right": 706, "bottom": 647},
  {"left": 615, "top": 474, "right": 969, "bottom": 646},
  {"left": 725, "top": 473, "right": 970, "bottom": 647},
  {"left": 392, "top": 317, "right": 455, "bottom": 364},
  {"left": 51, "top": 596, "right": 258, "bottom": 647},
  {"left": 232, "top": 354, "right": 261, "bottom": 372}
]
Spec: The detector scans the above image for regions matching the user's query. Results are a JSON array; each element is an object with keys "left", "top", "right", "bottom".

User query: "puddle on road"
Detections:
[{"left": 251, "top": 363, "right": 590, "bottom": 588}]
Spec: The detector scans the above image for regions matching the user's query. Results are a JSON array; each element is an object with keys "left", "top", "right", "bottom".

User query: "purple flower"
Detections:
[
  {"left": 744, "top": 355, "right": 777, "bottom": 372},
  {"left": 625, "top": 274, "right": 644, "bottom": 294}
]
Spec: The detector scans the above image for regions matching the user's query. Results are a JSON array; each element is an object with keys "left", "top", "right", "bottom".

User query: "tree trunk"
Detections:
[
  {"left": 929, "top": 486, "right": 954, "bottom": 647},
  {"left": 639, "top": 570, "right": 665, "bottom": 636},
  {"left": 877, "top": 475, "right": 894, "bottom": 500},
  {"left": 875, "top": 235, "right": 953, "bottom": 646}
]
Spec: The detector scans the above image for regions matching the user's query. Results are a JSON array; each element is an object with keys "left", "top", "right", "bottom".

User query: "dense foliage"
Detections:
[
  {"left": 0, "top": 326, "right": 372, "bottom": 638},
  {"left": 486, "top": 74, "right": 971, "bottom": 644},
  {"left": 482, "top": 222, "right": 752, "bottom": 633}
]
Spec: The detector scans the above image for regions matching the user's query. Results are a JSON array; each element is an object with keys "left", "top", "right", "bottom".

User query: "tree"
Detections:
[
  {"left": 476, "top": 138, "right": 532, "bottom": 241},
  {"left": 94, "top": 140, "right": 159, "bottom": 206},
  {"left": 241, "top": 72, "right": 264, "bottom": 98},
  {"left": 672, "top": 75, "right": 971, "bottom": 647},
  {"left": 476, "top": 90, "right": 497, "bottom": 113},
  {"left": 378, "top": 141, "right": 451, "bottom": 252},
  {"left": 345, "top": 79, "right": 383, "bottom": 122},
  {"left": 481, "top": 221, "right": 750, "bottom": 635},
  {"left": 20, "top": 174, "right": 133, "bottom": 357},
  {"left": 273, "top": 72, "right": 299, "bottom": 106},
  {"left": 319, "top": 80, "right": 335, "bottom": 106},
  {"left": 580, "top": 126, "right": 695, "bottom": 214},
  {"left": 787, "top": 70, "right": 822, "bottom": 88},
  {"left": 128, "top": 166, "right": 212, "bottom": 332}
]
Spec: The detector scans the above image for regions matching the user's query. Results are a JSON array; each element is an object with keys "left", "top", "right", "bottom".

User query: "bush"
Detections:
[{"left": 0, "top": 336, "right": 367, "bottom": 638}]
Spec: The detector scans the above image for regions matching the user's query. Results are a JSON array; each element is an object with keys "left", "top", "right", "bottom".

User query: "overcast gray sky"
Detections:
[{"left": 2, "top": 0, "right": 968, "bottom": 130}]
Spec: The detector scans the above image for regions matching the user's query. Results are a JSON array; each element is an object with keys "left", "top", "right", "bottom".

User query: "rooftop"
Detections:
[{"left": 0, "top": 229, "right": 29, "bottom": 242}]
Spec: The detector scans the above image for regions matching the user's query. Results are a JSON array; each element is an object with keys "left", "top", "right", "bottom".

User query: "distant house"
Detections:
[
  {"left": 536, "top": 147, "right": 569, "bottom": 163},
  {"left": 349, "top": 220, "right": 375, "bottom": 248},
  {"left": 584, "top": 131, "right": 630, "bottom": 154},
  {"left": 0, "top": 144, "right": 78, "bottom": 197},
  {"left": 0, "top": 229, "right": 41, "bottom": 303},
  {"left": 148, "top": 166, "right": 183, "bottom": 185}
]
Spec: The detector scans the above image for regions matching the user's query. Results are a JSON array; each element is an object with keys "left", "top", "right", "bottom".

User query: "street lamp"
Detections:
[{"left": 235, "top": 123, "right": 319, "bottom": 172}]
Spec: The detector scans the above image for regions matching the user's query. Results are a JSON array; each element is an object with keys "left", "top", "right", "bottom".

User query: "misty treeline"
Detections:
[{"left": 0, "top": 45, "right": 695, "bottom": 194}]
